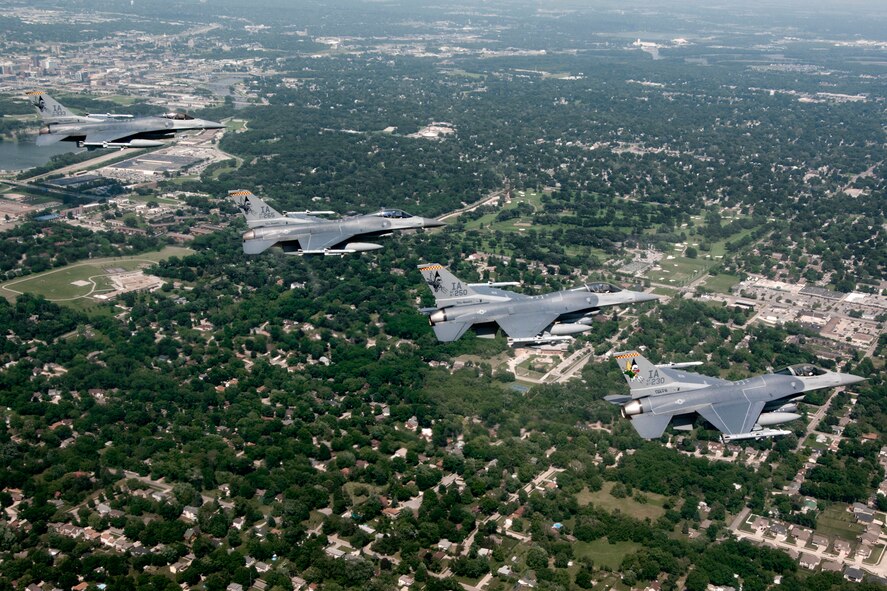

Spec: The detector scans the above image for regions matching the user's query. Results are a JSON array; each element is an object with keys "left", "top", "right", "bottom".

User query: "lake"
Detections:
[{"left": 0, "top": 139, "right": 81, "bottom": 172}]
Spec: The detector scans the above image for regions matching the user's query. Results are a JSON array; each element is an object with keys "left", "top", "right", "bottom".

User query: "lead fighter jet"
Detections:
[
  {"left": 27, "top": 91, "right": 224, "bottom": 150},
  {"left": 607, "top": 350, "right": 866, "bottom": 442},
  {"left": 418, "top": 263, "right": 657, "bottom": 346},
  {"left": 231, "top": 190, "right": 444, "bottom": 255}
]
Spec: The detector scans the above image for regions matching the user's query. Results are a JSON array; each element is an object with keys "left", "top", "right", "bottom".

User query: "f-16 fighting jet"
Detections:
[
  {"left": 27, "top": 91, "right": 224, "bottom": 149},
  {"left": 606, "top": 350, "right": 866, "bottom": 442},
  {"left": 418, "top": 263, "right": 658, "bottom": 346},
  {"left": 231, "top": 190, "right": 444, "bottom": 255}
]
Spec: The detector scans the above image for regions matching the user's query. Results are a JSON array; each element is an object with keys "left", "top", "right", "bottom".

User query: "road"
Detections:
[
  {"left": 438, "top": 190, "right": 505, "bottom": 222},
  {"left": 542, "top": 344, "right": 595, "bottom": 383},
  {"left": 795, "top": 387, "right": 844, "bottom": 452},
  {"left": 30, "top": 149, "right": 140, "bottom": 180}
]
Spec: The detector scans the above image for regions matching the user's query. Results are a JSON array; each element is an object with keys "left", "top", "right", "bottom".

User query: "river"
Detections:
[{"left": 0, "top": 139, "right": 82, "bottom": 172}]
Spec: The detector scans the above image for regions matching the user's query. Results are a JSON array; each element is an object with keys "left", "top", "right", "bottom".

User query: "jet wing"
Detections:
[
  {"left": 301, "top": 232, "right": 348, "bottom": 251},
  {"left": 496, "top": 312, "right": 558, "bottom": 339},
  {"left": 82, "top": 130, "right": 133, "bottom": 147},
  {"left": 696, "top": 400, "right": 766, "bottom": 436}
]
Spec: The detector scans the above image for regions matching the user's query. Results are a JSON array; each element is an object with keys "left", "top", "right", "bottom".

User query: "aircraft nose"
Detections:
[
  {"left": 633, "top": 291, "right": 659, "bottom": 303},
  {"left": 422, "top": 218, "right": 446, "bottom": 228},
  {"left": 200, "top": 119, "right": 225, "bottom": 129},
  {"left": 836, "top": 373, "right": 866, "bottom": 387}
]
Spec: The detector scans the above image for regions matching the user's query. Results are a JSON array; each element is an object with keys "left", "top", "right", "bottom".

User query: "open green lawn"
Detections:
[
  {"left": 707, "top": 226, "right": 758, "bottom": 257},
  {"left": 573, "top": 538, "right": 640, "bottom": 570},
  {"left": 103, "top": 95, "right": 140, "bottom": 106},
  {"left": 0, "top": 246, "right": 193, "bottom": 306},
  {"left": 651, "top": 286, "right": 679, "bottom": 297},
  {"left": 803, "top": 434, "right": 829, "bottom": 450},
  {"left": 209, "top": 164, "right": 238, "bottom": 180},
  {"left": 441, "top": 68, "right": 485, "bottom": 80},
  {"left": 865, "top": 543, "right": 885, "bottom": 565},
  {"left": 816, "top": 504, "right": 864, "bottom": 541},
  {"left": 225, "top": 119, "right": 247, "bottom": 132},
  {"left": 576, "top": 482, "right": 667, "bottom": 521},
  {"left": 464, "top": 191, "right": 544, "bottom": 231},
  {"left": 649, "top": 255, "right": 713, "bottom": 287},
  {"left": 702, "top": 273, "right": 740, "bottom": 294}
]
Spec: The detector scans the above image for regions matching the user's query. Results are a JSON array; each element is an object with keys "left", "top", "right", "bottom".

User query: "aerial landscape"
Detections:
[{"left": 0, "top": 0, "right": 885, "bottom": 590}]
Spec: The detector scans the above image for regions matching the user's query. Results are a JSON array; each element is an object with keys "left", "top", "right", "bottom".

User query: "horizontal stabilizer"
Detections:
[
  {"left": 629, "top": 413, "right": 671, "bottom": 439},
  {"left": 243, "top": 239, "right": 278, "bottom": 255},
  {"left": 604, "top": 394, "right": 632, "bottom": 405},
  {"left": 36, "top": 133, "right": 64, "bottom": 146},
  {"left": 432, "top": 321, "right": 471, "bottom": 342}
]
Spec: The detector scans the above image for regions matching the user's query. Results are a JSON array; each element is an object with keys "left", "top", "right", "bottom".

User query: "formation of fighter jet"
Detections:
[
  {"left": 231, "top": 190, "right": 444, "bottom": 255},
  {"left": 606, "top": 350, "right": 865, "bottom": 442},
  {"left": 418, "top": 263, "right": 658, "bottom": 346},
  {"left": 27, "top": 91, "right": 224, "bottom": 150}
]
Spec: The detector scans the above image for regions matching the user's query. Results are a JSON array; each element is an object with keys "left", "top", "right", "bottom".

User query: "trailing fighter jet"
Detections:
[
  {"left": 27, "top": 91, "right": 224, "bottom": 150},
  {"left": 606, "top": 350, "right": 866, "bottom": 442},
  {"left": 417, "top": 263, "right": 658, "bottom": 346},
  {"left": 230, "top": 190, "right": 444, "bottom": 255}
]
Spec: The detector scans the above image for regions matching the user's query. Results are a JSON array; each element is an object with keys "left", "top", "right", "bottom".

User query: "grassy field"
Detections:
[
  {"left": 576, "top": 482, "right": 667, "bottom": 521},
  {"left": 0, "top": 246, "right": 193, "bottom": 307},
  {"left": 702, "top": 273, "right": 740, "bottom": 294},
  {"left": 573, "top": 538, "right": 640, "bottom": 570},
  {"left": 651, "top": 286, "right": 679, "bottom": 297},
  {"left": 441, "top": 68, "right": 485, "bottom": 79},
  {"left": 816, "top": 504, "right": 864, "bottom": 541},
  {"left": 209, "top": 164, "right": 238, "bottom": 180},
  {"left": 865, "top": 543, "right": 885, "bottom": 565},
  {"left": 103, "top": 95, "right": 140, "bottom": 106},
  {"left": 464, "top": 190, "right": 544, "bottom": 231},
  {"left": 225, "top": 119, "right": 247, "bottom": 132},
  {"left": 803, "top": 434, "right": 829, "bottom": 450},
  {"left": 649, "top": 255, "right": 713, "bottom": 287}
]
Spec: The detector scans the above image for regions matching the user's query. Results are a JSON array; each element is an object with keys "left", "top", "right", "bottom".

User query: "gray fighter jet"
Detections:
[
  {"left": 606, "top": 350, "right": 866, "bottom": 442},
  {"left": 27, "top": 91, "right": 224, "bottom": 150},
  {"left": 418, "top": 264, "right": 658, "bottom": 346},
  {"left": 231, "top": 190, "right": 444, "bottom": 255}
]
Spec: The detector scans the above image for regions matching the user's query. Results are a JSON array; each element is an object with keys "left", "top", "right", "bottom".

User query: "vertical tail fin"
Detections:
[
  {"left": 27, "top": 91, "right": 75, "bottom": 120},
  {"left": 418, "top": 263, "right": 480, "bottom": 307},
  {"left": 229, "top": 190, "right": 283, "bottom": 227},
  {"left": 612, "top": 350, "right": 679, "bottom": 398}
]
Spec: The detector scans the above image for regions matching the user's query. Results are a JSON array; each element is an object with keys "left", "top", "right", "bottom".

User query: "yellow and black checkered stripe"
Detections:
[
  {"left": 418, "top": 264, "right": 443, "bottom": 272},
  {"left": 228, "top": 190, "right": 254, "bottom": 197},
  {"left": 613, "top": 352, "right": 640, "bottom": 360}
]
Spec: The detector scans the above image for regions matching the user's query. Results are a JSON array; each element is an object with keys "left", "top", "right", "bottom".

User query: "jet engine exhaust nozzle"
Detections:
[
  {"left": 622, "top": 400, "right": 643, "bottom": 418},
  {"left": 428, "top": 310, "right": 448, "bottom": 325}
]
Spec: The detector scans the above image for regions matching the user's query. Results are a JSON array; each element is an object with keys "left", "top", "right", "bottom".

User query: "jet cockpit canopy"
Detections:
[
  {"left": 161, "top": 112, "right": 195, "bottom": 120},
  {"left": 375, "top": 209, "right": 413, "bottom": 219},
  {"left": 576, "top": 282, "right": 622, "bottom": 294},
  {"left": 774, "top": 364, "right": 827, "bottom": 377}
]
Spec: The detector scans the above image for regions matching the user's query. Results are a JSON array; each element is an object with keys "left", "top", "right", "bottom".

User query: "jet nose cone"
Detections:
[
  {"left": 837, "top": 373, "right": 866, "bottom": 387},
  {"left": 422, "top": 218, "right": 446, "bottom": 228},
  {"left": 634, "top": 291, "right": 659, "bottom": 303},
  {"left": 199, "top": 119, "right": 225, "bottom": 129}
]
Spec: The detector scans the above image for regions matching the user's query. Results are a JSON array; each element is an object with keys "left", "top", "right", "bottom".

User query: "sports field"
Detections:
[{"left": 0, "top": 246, "right": 193, "bottom": 306}]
